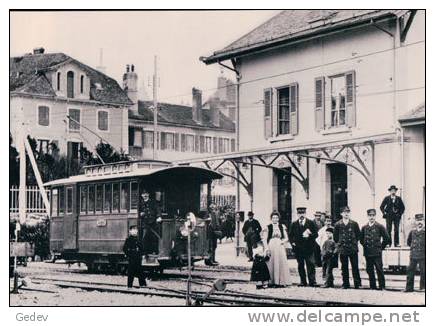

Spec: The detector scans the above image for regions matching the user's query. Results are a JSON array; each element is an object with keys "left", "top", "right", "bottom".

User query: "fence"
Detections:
[
  {"left": 9, "top": 185, "right": 50, "bottom": 215},
  {"left": 200, "top": 194, "right": 236, "bottom": 210}
]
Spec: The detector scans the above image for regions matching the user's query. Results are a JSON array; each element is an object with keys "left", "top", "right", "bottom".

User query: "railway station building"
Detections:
[{"left": 181, "top": 10, "right": 425, "bottom": 242}]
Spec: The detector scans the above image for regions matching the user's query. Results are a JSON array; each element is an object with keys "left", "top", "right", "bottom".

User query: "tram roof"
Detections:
[{"left": 44, "top": 164, "right": 223, "bottom": 187}]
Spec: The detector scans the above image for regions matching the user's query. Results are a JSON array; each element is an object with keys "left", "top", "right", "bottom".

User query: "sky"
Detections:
[{"left": 10, "top": 10, "right": 280, "bottom": 105}]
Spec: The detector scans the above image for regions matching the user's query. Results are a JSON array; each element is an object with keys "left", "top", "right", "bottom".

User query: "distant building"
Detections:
[{"left": 10, "top": 48, "right": 132, "bottom": 163}]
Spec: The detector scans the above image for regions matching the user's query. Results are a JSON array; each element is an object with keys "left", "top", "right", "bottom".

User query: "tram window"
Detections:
[
  {"left": 59, "top": 187, "right": 65, "bottom": 215},
  {"left": 66, "top": 187, "right": 73, "bottom": 214},
  {"left": 88, "top": 184, "right": 95, "bottom": 214},
  {"left": 104, "top": 183, "right": 112, "bottom": 213},
  {"left": 96, "top": 184, "right": 103, "bottom": 213},
  {"left": 80, "top": 186, "right": 87, "bottom": 213},
  {"left": 130, "top": 182, "right": 138, "bottom": 211},
  {"left": 51, "top": 188, "right": 58, "bottom": 217},
  {"left": 112, "top": 183, "right": 120, "bottom": 213},
  {"left": 120, "top": 182, "right": 130, "bottom": 212}
]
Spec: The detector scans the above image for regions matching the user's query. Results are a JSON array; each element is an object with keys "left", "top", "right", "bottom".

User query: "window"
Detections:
[
  {"left": 130, "top": 182, "right": 138, "bottom": 211},
  {"left": 223, "top": 138, "right": 230, "bottom": 153},
  {"left": 104, "top": 184, "right": 112, "bottom": 213},
  {"left": 120, "top": 182, "right": 130, "bottom": 212},
  {"left": 326, "top": 72, "right": 356, "bottom": 128},
  {"left": 51, "top": 188, "right": 58, "bottom": 217},
  {"left": 67, "top": 71, "right": 74, "bottom": 98},
  {"left": 144, "top": 131, "right": 154, "bottom": 149},
  {"left": 199, "top": 136, "right": 205, "bottom": 153},
  {"left": 68, "top": 108, "right": 80, "bottom": 131},
  {"left": 97, "top": 110, "right": 109, "bottom": 131},
  {"left": 130, "top": 128, "right": 142, "bottom": 147},
  {"left": 38, "top": 106, "right": 50, "bottom": 126},
  {"left": 59, "top": 187, "right": 65, "bottom": 215},
  {"left": 80, "top": 186, "right": 87, "bottom": 213},
  {"left": 205, "top": 136, "right": 212, "bottom": 153},
  {"left": 186, "top": 134, "right": 194, "bottom": 152},
  {"left": 96, "top": 184, "right": 103, "bottom": 213},
  {"left": 218, "top": 138, "right": 223, "bottom": 153},
  {"left": 161, "top": 132, "right": 175, "bottom": 151},
  {"left": 37, "top": 139, "right": 50, "bottom": 154},
  {"left": 88, "top": 185, "right": 95, "bottom": 214},
  {"left": 67, "top": 141, "right": 82, "bottom": 161},
  {"left": 57, "top": 72, "right": 61, "bottom": 91},
  {"left": 66, "top": 187, "right": 73, "bottom": 214},
  {"left": 277, "top": 87, "right": 290, "bottom": 135},
  {"left": 112, "top": 183, "right": 120, "bottom": 213},
  {"left": 80, "top": 75, "right": 84, "bottom": 94}
]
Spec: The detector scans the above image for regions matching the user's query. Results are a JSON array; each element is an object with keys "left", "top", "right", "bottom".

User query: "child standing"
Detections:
[
  {"left": 321, "top": 227, "right": 337, "bottom": 288},
  {"left": 405, "top": 214, "right": 425, "bottom": 292},
  {"left": 250, "top": 235, "right": 271, "bottom": 289}
]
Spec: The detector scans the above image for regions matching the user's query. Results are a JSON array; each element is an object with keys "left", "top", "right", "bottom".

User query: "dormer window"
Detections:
[
  {"left": 67, "top": 71, "right": 74, "bottom": 98},
  {"left": 80, "top": 75, "right": 84, "bottom": 94},
  {"left": 57, "top": 72, "right": 61, "bottom": 91}
]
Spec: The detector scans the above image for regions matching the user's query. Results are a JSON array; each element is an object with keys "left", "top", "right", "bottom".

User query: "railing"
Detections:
[
  {"left": 9, "top": 185, "right": 50, "bottom": 215},
  {"left": 200, "top": 194, "right": 236, "bottom": 209}
]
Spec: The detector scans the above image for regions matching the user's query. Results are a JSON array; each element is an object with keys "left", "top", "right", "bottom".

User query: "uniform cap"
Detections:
[
  {"left": 341, "top": 206, "right": 350, "bottom": 213},
  {"left": 367, "top": 208, "right": 376, "bottom": 215},
  {"left": 326, "top": 227, "right": 334, "bottom": 233},
  {"left": 415, "top": 213, "right": 424, "bottom": 220},
  {"left": 296, "top": 207, "right": 307, "bottom": 213},
  {"left": 314, "top": 211, "right": 322, "bottom": 216}
]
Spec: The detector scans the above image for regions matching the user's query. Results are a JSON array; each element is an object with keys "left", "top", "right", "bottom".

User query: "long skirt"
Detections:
[
  {"left": 266, "top": 238, "right": 291, "bottom": 286},
  {"left": 251, "top": 258, "right": 270, "bottom": 282}
]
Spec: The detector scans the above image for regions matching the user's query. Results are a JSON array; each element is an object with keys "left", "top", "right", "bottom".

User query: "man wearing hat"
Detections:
[
  {"left": 360, "top": 209, "right": 391, "bottom": 290},
  {"left": 123, "top": 225, "right": 146, "bottom": 288},
  {"left": 333, "top": 206, "right": 361, "bottom": 289},
  {"left": 289, "top": 207, "right": 319, "bottom": 287},
  {"left": 405, "top": 214, "right": 425, "bottom": 292},
  {"left": 380, "top": 185, "right": 405, "bottom": 247},
  {"left": 242, "top": 211, "right": 262, "bottom": 262}
]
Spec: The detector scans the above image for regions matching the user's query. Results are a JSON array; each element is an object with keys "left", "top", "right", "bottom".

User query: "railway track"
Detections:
[{"left": 29, "top": 276, "right": 376, "bottom": 306}]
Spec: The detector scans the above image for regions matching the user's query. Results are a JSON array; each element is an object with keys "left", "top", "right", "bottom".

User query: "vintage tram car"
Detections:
[{"left": 44, "top": 160, "right": 222, "bottom": 273}]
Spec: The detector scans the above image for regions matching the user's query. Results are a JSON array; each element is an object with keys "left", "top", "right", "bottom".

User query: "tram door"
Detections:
[
  {"left": 63, "top": 186, "right": 78, "bottom": 250},
  {"left": 329, "top": 164, "right": 348, "bottom": 223},
  {"left": 276, "top": 168, "right": 292, "bottom": 231}
]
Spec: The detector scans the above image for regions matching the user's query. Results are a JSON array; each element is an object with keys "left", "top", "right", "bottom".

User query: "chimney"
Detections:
[
  {"left": 192, "top": 87, "right": 202, "bottom": 124},
  {"left": 123, "top": 64, "right": 138, "bottom": 114},
  {"left": 33, "top": 47, "right": 45, "bottom": 55},
  {"left": 210, "top": 98, "right": 221, "bottom": 127}
]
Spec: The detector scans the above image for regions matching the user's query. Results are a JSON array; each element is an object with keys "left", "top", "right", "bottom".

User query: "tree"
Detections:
[{"left": 9, "top": 134, "right": 19, "bottom": 187}]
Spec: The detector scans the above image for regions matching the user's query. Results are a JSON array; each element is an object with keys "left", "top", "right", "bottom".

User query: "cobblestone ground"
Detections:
[{"left": 10, "top": 242, "right": 425, "bottom": 306}]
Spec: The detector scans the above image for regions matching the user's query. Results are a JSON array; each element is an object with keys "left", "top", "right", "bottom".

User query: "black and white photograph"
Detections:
[{"left": 7, "top": 6, "right": 426, "bottom": 313}]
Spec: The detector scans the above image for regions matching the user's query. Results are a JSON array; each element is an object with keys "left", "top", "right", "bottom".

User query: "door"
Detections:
[
  {"left": 63, "top": 186, "right": 78, "bottom": 250},
  {"left": 276, "top": 167, "right": 292, "bottom": 230},
  {"left": 329, "top": 163, "right": 348, "bottom": 223}
]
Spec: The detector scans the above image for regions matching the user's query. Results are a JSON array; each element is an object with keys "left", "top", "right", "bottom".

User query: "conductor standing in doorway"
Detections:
[
  {"left": 289, "top": 207, "right": 319, "bottom": 287},
  {"left": 380, "top": 185, "right": 405, "bottom": 247}
]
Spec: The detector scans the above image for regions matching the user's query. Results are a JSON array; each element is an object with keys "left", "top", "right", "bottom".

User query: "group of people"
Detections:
[{"left": 244, "top": 185, "right": 425, "bottom": 293}]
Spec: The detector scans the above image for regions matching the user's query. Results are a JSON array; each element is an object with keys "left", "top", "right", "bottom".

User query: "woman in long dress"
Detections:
[{"left": 265, "top": 211, "right": 292, "bottom": 287}]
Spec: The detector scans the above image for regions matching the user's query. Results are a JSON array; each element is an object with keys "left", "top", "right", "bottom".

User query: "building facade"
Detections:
[
  {"left": 200, "top": 10, "right": 425, "bottom": 239},
  {"left": 10, "top": 48, "right": 132, "bottom": 162}
]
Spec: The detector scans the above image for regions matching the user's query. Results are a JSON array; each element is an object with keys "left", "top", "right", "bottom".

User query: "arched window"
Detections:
[
  {"left": 80, "top": 75, "right": 84, "bottom": 94},
  {"left": 67, "top": 71, "right": 74, "bottom": 98},
  {"left": 56, "top": 72, "right": 61, "bottom": 91}
]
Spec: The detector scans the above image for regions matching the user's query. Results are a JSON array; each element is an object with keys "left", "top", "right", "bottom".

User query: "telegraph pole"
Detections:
[{"left": 152, "top": 55, "right": 158, "bottom": 160}]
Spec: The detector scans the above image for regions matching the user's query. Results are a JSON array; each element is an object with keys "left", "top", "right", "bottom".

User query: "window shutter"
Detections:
[
  {"left": 181, "top": 134, "right": 186, "bottom": 152},
  {"left": 264, "top": 88, "right": 273, "bottom": 139},
  {"left": 271, "top": 88, "right": 278, "bottom": 136},
  {"left": 289, "top": 83, "right": 299, "bottom": 135},
  {"left": 213, "top": 137, "right": 218, "bottom": 154},
  {"left": 231, "top": 139, "right": 235, "bottom": 152},
  {"left": 174, "top": 133, "right": 179, "bottom": 151},
  {"left": 141, "top": 129, "right": 145, "bottom": 148},
  {"left": 195, "top": 135, "right": 200, "bottom": 153},
  {"left": 345, "top": 71, "right": 356, "bottom": 127},
  {"left": 314, "top": 77, "right": 325, "bottom": 131}
]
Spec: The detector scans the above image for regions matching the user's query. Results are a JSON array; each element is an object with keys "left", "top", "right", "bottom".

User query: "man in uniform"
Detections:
[
  {"left": 242, "top": 211, "right": 262, "bottom": 261},
  {"left": 139, "top": 191, "right": 161, "bottom": 256},
  {"left": 360, "top": 209, "right": 391, "bottom": 290},
  {"left": 380, "top": 185, "right": 405, "bottom": 247},
  {"left": 123, "top": 225, "right": 146, "bottom": 288},
  {"left": 207, "top": 203, "right": 221, "bottom": 265},
  {"left": 289, "top": 207, "right": 318, "bottom": 287},
  {"left": 405, "top": 214, "right": 426, "bottom": 292},
  {"left": 333, "top": 206, "right": 361, "bottom": 289}
]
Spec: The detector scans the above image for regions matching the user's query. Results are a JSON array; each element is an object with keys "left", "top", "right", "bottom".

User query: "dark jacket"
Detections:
[
  {"left": 289, "top": 218, "right": 318, "bottom": 257},
  {"left": 407, "top": 229, "right": 425, "bottom": 260},
  {"left": 123, "top": 235, "right": 144, "bottom": 262},
  {"left": 333, "top": 219, "right": 360, "bottom": 255},
  {"left": 360, "top": 222, "right": 391, "bottom": 257},
  {"left": 266, "top": 223, "right": 285, "bottom": 243},
  {"left": 242, "top": 218, "right": 262, "bottom": 242},
  {"left": 380, "top": 195, "right": 405, "bottom": 220},
  {"left": 139, "top": 198, "right": 161, "bottom": 226},
  {"left": 321, "top": 239, "right": 336, "bottom": 259}
]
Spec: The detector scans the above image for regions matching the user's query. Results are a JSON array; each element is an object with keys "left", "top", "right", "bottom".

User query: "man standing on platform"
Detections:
[
  {"left": 289, "top": 207, "right": 318, "bottom": 287},
  {"left": 333, "top": 206, "right": 361, "bottom": 289},
  {"left": 207, "top": 203, "right": 221, "bottom": 265},
  {"left": 242, "top": 211, "right": 262, "bottom": 262},
  {"left": 123, "top": 225, "right": 146, "bottom": 288},
  {"left": 360, "top": 209, "right": 390, "bottom": 290},
  {"left": 139, "top": 191, "right": 161, "bottom": 256},
  {"left": 380, "top": 185, "right": 405, "bottom": 247},
  {"left": 405, "top": 214, "right": 426, "bottom": 292}
]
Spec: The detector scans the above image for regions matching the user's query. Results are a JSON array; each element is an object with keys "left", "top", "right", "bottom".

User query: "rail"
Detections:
[{"left": 9, "top": 185, "right": 50, "bottom": 215}]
